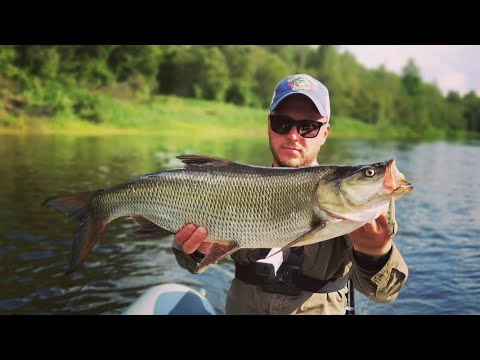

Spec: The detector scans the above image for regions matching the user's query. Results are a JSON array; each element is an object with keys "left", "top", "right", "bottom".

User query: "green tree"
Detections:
[
  {"left": 262, "top": 45, "right": 312, "bottom": 72},
  {"left": 423, "top": 83, "right": 463, "bottom": 135},
  {"left": 13, "top": 45, "right": 59, "bottom": 81},
  {"left": 55, "top": 45, "right": 116, "bottom": 86},
  {"left": 251, "top": 47, "right": 292, "bottom": 107},
  {"left": 401, "top": 59, "right": 428, "bottom": 130},
  {"left": 108, "top": 45, "right": 162, "bottom": 85},
  {"left": 0, "top": 45, "right": 18, "bottom": 79},
  {"left": 157, "top": 46, "right": 230, "bottom": 101},
  {"left": 402, "top": 58, "right": 422, "bottom": 96},
  {"left": 463, "top": 91, "right": 480, "bottom": 132},
  {"left": 219, "top": 45, "right": 258, "bottom": 106},
  {"left": 307, "top": 45, "right": 355, "bottom": 117},
  {"left": 157, "top": 45, "right": 184, "bottom": 94},
  {"left": 193, "top": 46, "right": 230, "bottom": 101},
  {"left": 157, "top": 45, "right": 197, "bottom": 97}
]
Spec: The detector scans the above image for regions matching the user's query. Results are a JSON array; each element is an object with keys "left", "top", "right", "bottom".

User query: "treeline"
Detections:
[{"left": 0, "top": 45, "right": 479, "bottom": 136}]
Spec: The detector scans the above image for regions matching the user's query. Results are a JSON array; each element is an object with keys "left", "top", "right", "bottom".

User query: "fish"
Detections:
[{"left": 42, "top": 155, "right": 413, "bottom": 274}]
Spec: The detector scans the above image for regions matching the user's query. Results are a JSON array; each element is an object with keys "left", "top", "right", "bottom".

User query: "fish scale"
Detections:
[{"left": 92, "top": 166, "right": 322, "bottom": 249}]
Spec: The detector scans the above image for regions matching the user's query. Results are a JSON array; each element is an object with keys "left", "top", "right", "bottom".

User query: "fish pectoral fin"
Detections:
[
  {"left": 177, "top": 155, "right": 237, "bottom": 167},
  {"left": 129, "top": 215, "right": 173, "bottom": 240},
  {"left": 266, "top": 220, "right": 327, "bottom": 259},
  {"left": 195, "top": 242, "right": 239, "bottom": 273}
]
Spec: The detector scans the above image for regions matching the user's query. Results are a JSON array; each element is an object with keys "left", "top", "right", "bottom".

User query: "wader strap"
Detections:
[{"left": 235, "top": 263, "right": 349, "bottom": 294}]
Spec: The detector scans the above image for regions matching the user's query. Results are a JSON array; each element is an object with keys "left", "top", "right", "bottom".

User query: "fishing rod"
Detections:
[{"left": 346, "top": 278, "right": 355, "bottom": 315}]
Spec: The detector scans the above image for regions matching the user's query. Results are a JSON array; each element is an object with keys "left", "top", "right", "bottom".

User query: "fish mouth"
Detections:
[
  {"left": 385, "top": 159, "right": 413, "bottom": 194},
  {"left": 394, "top": 180, "right": 413, "bottom": 195}
]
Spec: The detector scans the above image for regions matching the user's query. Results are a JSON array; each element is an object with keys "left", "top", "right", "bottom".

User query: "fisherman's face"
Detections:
[{"left": 269, "top": 94, "right": 330, "bottom": 168}]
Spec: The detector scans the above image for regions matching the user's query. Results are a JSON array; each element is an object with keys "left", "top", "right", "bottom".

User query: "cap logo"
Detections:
[{"left": 287, "top": 76, "right": 317, "bottom": 92}]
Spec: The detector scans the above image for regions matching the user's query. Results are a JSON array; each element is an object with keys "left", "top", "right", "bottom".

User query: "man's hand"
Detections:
[
  {"left": 348, "top": 213, "right": 393, "bottom": 256},
  {"left": 174, "top": 224, "right": 212, "bottom": 254}
]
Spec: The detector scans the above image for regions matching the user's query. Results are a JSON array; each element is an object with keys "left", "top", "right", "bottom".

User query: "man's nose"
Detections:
[{"left": 286, "top": 124, "right": 299, "bottom": 141}]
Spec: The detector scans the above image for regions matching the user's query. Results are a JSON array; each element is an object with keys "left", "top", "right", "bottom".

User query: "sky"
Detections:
[{"left": 340, "top": 45, "right": 480, "bottom": 97}]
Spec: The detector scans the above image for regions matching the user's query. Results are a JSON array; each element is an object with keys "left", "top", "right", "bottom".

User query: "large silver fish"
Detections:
[{"left": 42, "top": 155, "right": 413, "bottom": 273}]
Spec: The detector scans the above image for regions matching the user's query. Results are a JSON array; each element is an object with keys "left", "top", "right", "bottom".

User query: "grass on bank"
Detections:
[{"left": 0, "top": 92, "right": 476, "bottom": 140}]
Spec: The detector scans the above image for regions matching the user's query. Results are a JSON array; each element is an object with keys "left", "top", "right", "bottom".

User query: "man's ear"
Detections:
[{"left": 320, "top": 123, "right": 330, "bottom": 145}]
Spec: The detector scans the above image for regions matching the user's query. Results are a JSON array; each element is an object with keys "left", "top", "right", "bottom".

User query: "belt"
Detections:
[{"left": 235, "top": 263, "right": 349, "bottom": 296}]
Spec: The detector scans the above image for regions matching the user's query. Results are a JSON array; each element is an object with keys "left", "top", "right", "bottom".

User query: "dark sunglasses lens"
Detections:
[
  {"left": 298, "top": 121, "right": 321, "bottom": 138},
  {"left": 270, "top": 116, "right": 293, "bottom": 134},
  {"left": 270, "top": 115, "right": 324, "bottom": 138}
]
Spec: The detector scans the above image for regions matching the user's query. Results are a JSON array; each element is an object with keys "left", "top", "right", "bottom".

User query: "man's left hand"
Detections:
[{"left": 348, "top": 212, "right": 393, "bottom": 256}]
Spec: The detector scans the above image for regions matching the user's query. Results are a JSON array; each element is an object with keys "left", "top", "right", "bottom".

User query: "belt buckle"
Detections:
[{"left": 261, "top": 264, "right": 302, "bottom": 296}]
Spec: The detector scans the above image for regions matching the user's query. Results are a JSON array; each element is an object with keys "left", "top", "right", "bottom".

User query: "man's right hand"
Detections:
[{"left": 174, "top": 224, "right": 212, "bottom": 255}]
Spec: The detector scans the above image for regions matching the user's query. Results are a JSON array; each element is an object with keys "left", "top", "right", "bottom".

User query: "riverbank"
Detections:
[{"left": 0, "top": 94, "right": 476, "bottom": 139}]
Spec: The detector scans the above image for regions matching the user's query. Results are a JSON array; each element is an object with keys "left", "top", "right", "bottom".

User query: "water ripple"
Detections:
[{"left": 1, "top": 136, "right": 479, "bottom": 314}]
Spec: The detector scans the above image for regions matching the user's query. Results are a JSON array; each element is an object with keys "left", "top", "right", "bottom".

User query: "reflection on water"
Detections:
[{"left": 1, "top": 135, "right": 479, "bottom": 314}]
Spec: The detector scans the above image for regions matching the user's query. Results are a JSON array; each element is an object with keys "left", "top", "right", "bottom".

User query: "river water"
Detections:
[{"left": 0, "top": 135, "right": 478, "bottom": 314}]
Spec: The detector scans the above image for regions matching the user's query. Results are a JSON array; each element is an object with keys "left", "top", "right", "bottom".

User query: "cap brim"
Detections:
[{"left": 270, "top": 92, "right": 328, "bottom": 118}]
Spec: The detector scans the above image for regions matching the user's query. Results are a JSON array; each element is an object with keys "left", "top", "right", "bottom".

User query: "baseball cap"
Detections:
[{"left": 270, "top": 74, "right": 331, "bottom": 119}]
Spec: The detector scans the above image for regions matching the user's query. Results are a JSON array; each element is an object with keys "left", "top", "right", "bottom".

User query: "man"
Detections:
[{"left": 173, "top": 74, "right": 408, "bottom": 315}]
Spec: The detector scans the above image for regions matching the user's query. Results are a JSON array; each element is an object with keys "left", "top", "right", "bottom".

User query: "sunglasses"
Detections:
[{"left": 269, "top": 114, "right": 327, "bottom": 138}]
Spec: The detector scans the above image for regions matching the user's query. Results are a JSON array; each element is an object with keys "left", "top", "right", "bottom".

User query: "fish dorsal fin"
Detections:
[
  {"left": 266, "top": 220, "right": 327, "bottom": 259},
  {"left": 177, "top": 155, "right": 237, "bottom": 167}
]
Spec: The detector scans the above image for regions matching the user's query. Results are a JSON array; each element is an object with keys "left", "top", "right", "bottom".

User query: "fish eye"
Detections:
[{"left": 365, "top": 169, "right": 375, "bottom": 177}]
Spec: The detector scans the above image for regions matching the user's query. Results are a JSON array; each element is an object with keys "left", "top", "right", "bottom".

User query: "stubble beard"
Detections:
[{"left": 271, "top": 147, "right": 318, "bottom": 168}]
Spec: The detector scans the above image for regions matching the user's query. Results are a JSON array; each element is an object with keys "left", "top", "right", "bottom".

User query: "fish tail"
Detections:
[{"left": 42, "top": 191, "right": 107, "bottom": 274}]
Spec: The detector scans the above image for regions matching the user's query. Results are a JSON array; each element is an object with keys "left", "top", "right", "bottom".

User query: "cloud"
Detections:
[{"left": 340, "top": 45, "right": 480, "bottom": 96}]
